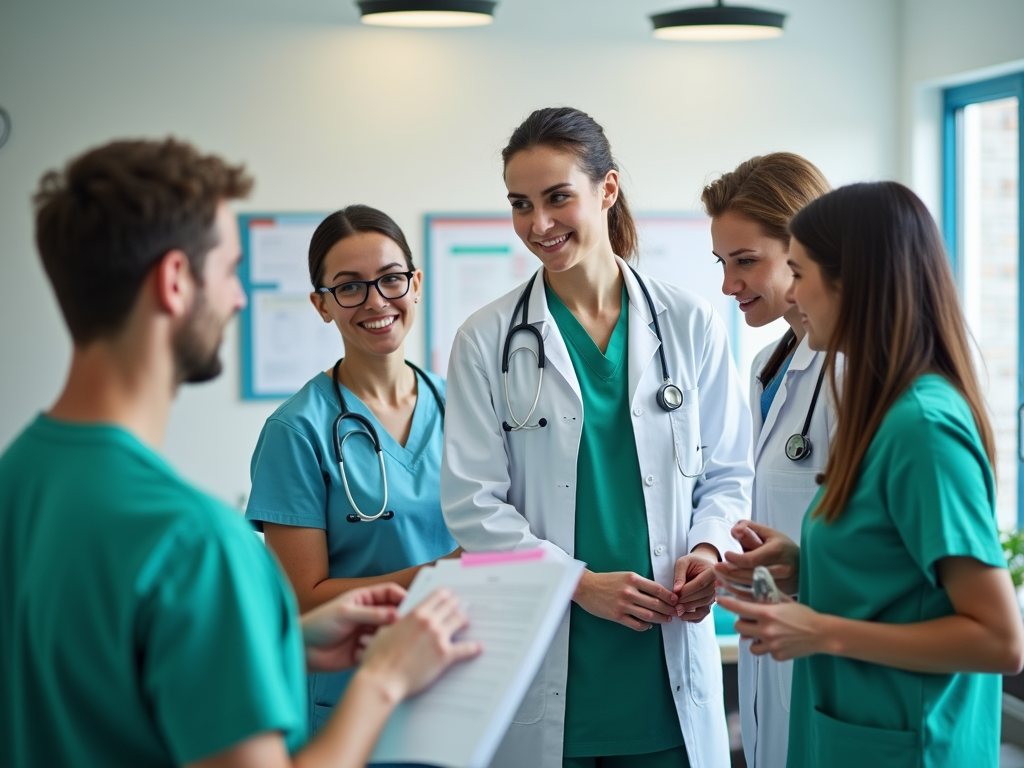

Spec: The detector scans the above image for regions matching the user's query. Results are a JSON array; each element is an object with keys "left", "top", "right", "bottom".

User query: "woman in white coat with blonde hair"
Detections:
[
  {"left": 441, "top": 106, "right": 754, "bottom": 768},
  {"left": 702, "top": 152, "right": 832, "bottom": 768}
]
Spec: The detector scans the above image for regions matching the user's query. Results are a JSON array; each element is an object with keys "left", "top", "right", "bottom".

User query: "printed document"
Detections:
[{"left": 369, "top": 552, "right": 584, "bottom": 768}]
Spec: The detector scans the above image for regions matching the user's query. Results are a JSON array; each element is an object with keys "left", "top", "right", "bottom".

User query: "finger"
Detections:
[
  {"left": 715, "top": 595, "right": 762, "bottom": 619},
  {"left": 624, "top": 603, "right": 673, "bottom": 624},
  {"left": 676, "top": 567, "right": 716, "bottom": 599},
  {"left": 678, "top": 606, "right": 711, "bottom": 623},
  {"left": 722, "top": 549, "right": 761, "bottom": 569},
  {"left": 448, "top": 640, "right": 484, "bottom": 663},
  {"left": 417, "top": 587, "right": 456, "bottom": 613},
  {"left": 677, "top": 591, "right": 716, "bottom": 613},
  {"left": 335, "top": 605, "right": 398, "bottom": 628},
  {"left": 731, "top": 521, "right": 765, "bottom": 551},
  {"left": 633, "top": 575, "right": 678, "bottom": 605},
  {"left": 630, "top": 591, "right": 677, "bottom": 618},
  {"left": 361, "top": 582, "right": 407, "bottom": 607},
  {"left": 623, "top": 614, "right": 654, "bottom": 632}
]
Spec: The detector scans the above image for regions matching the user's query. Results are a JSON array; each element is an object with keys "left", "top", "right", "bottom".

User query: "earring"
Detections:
[{"left": 414, "top": 296, "right": 419, "bottom": 303}]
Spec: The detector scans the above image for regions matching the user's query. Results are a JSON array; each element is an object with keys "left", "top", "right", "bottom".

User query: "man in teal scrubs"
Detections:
[{"left": 0, "top": 138, "right": 477, "bottom": 768}]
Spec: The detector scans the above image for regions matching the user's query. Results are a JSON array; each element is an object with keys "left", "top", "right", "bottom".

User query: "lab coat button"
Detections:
[
  {"left": 654, "top": 546, "right": 664, "bottom": 556},
  {"left": 633, "top": 406, "right": 643, "bottom": 417},
  {"left": 645, "top": 474, "right": 655, "bottom": 486}
]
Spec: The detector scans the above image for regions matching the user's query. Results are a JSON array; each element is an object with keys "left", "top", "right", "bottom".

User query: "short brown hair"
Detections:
[{"left": 34, "top": 138, "right": 253, "bottom": 345}]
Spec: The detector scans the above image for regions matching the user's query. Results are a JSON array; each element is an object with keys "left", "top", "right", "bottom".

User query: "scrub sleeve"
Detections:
[
  {"left": 787, "top": 375, "right": 1006, "bottom": 768},
  {"left": 547, "top": 284, "right": 688, "bottom": 762}
]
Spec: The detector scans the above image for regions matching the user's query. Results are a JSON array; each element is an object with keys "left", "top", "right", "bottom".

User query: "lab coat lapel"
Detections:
[
  {"left": 525, "top": 267, "right": 582, "bottom": 403},
  {"left": 754, "top": 336, "right": 816, "bottom": 461},
  {"left": 619, "top": 259, "right": 661, "bottom": 406}
]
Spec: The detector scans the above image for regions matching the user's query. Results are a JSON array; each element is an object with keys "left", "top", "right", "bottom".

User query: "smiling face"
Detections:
[
  {"left": 712, "top": 209, "right": 797, "bottom": 329},
  {"left": 504, "top": 146, "right": 618, "bottom": 273},
  {"left": 309, "top": 230, "right": 421, "bottom": 360},
  {"left": 785, "top": 237, "right": 840, "bottom": 351}
]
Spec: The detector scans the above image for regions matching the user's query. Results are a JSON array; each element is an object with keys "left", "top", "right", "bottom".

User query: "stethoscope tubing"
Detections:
[
  {"left": 332, "top": 358, "right": 444, "bottom": 522},
  {"left": 501, "top": 266, "right": 706, "bottom": 476},
  {"left": 784, "top": 359, "right": 827, "bottom": 462}
]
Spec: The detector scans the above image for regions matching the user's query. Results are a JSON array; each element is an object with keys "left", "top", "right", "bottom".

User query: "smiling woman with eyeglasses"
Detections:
[{"left": 245, "top": 204, "right": 460, "bottom": 745}]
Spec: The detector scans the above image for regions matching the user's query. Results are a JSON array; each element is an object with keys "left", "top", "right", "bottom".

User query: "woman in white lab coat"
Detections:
[
  {"left": 702, "top": 153, "right": 832, "bottom": 768},
  {"left": 441, "top": 107, "right": 754, "bottom": 768}
]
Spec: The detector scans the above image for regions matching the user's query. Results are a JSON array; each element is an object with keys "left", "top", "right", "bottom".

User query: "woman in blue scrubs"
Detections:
[{"left": 246, "top": 204, "right": 458, "bottom": 735}]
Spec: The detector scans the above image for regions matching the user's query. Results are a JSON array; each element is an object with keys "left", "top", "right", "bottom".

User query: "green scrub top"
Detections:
[
  {"left": 547, "top": 283, "right": 686, "bottom": 760},
  {"left": 787, "top": 375, "right": 1006, "bottom": 768},
  {"left": 0, "top": 416, "right": 307, "bottom": 768}
]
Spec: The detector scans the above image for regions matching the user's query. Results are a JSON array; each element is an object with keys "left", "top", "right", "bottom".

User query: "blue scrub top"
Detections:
[{"left": 246, "top": 369, "right": 456, "bottom": 731}]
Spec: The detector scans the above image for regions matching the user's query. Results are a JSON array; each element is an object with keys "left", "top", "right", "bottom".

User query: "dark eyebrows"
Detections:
[
  {"left": 506, "top": 182, "right": 574, "bottom": 200},
  {"left": 786, "top": 259, "right": 801, "bottom": 269},
  {"left": 330, "top": 262, "right": 405, "bottom": 281}
]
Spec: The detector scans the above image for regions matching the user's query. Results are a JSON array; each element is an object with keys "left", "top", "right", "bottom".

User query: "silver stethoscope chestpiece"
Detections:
[
  {"left": 785, "top": 433, "right": 813, "bottom": 461},
  {"left": 657, "top": 382, "right": 684, "bottom": 411}
]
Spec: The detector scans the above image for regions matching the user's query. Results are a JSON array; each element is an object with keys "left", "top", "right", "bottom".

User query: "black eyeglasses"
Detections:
[{"left": 319, "top": 271, "right": 414, "bottom": 308}]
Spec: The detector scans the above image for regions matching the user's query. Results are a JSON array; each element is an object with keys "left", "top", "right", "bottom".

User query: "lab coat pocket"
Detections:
[
  {"left": 764, "top": 471, "right": 821, "bottom": 543},
  {"left": 511, "top": 668, "right": 547, "bottom": 725},
  {"left": 811, "top": 707, "right": 918, "bottom": 768},
  {"left": 685, "top": 619, "right": 722, "bottom": 705},
  {"left": 669, "top": 388, "right": 703, "bottom": 478}
]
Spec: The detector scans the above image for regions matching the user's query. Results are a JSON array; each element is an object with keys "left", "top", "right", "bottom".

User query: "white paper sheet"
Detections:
[{"left": 369, "top": 556, "right": 584, "bottom": 768}]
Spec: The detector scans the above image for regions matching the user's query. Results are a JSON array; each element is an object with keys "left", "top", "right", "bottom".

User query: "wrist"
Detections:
[
  {"left": 814, "top": 611, "right": 843, "bottom": 657},
  {"left": 351, "top": 663, "right": 406, "bottom": 710},
  {"left": 689, "top": 543, "right": 720, "bottom": 565},
  {"left": 572, "top": 569, "right": 594, "bottom": 604}
]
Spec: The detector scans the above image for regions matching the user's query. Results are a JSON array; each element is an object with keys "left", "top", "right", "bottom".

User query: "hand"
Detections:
[
  {"left": 714, "top": 520, "right": 801, "bottom": 596},
  {"left": 573, "top": 570, "right": 678, "bottom": 631},
  {"left": 300, "top": 583, "right": 406, "bottom": 673},
  {"left": 358, "top": 588, "right": 482, "bottom": 703},
  {"left": 717, "top": 593, "right": 829, "bottom": 661},
  {"left": 673, "top": 544, "right": 719, "bottom": 622}
]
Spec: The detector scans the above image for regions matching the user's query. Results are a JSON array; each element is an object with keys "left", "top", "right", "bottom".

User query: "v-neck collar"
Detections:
[
  {"left": 545, "top": 282, "right": 629, "bottom": 381},
  {"left": 314, "top": 372, "right": 433, "bottom": 469}
]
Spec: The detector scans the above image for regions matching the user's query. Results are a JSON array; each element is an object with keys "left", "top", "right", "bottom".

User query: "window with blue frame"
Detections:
[{"left": 943, "top": 72, "right": 1024, "bottom": 529}]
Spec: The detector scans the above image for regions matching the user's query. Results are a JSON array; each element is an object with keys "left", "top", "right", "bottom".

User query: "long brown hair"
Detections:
[
  {"left": 789, "top": 181, "right": 995, "bottom": 522},
  {"left": 502, "top": 107, "right": 638, "bottom": 261},
  {"left": 701, "top": 153, "right": 830, "bottom": 383}
]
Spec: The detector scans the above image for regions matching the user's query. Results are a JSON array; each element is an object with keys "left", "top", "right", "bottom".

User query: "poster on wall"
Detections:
[
  {"left": 238, "top": 213, "right": 341, "bottom": 400},
  {"left": 424, "top": 213, "right": 737, "bottom": 376}
]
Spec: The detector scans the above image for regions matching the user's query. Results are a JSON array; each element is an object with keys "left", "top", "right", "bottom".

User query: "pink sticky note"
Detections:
[{"left": 460, "top": 549, "right": 546, "bottom": 567}]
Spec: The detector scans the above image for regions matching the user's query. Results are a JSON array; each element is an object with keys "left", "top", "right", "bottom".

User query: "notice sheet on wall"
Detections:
[{"left": 239, "top": 213, "right": 341, "bottom": 400}]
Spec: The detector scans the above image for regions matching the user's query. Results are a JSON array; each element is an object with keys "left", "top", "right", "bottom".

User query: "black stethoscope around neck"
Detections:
[
  {"left": 784, "top": 363, "right": 827, "bottom": 461},
  {"left": 501, "top": 267, "right": 704, "bottom": 476},
  {"left": 331, "top": 358, "right": 445, "bottom": 523}
]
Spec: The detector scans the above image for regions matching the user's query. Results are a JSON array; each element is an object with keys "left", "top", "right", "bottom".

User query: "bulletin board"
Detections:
[
  {"left": 423, "top": 213, "right": 737, "bottom": 376},
  {"left": 238, "top": 213, "right": 342, "bottom": 400}
]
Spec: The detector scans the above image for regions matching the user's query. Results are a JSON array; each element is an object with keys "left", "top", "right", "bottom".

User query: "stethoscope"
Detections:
[
  {"left": 501, "top": 267, "right": 705, "bottom": 478},
  {"left": 331, "top": 358, "right": 445, "bottom": 523},
  {"left": 784, "top": 364, "right": 827, "bottom": 461}
]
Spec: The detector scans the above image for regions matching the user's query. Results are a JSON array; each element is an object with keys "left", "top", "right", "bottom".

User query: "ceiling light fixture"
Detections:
[
  {"left": 651, "top": 0, "right": 786, "bottom": 41},
  {"left": 358, "top": 0, "right": 497, "bottom": 28}
]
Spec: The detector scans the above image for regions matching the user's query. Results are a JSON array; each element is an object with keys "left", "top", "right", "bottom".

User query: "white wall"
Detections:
[
  {"left": 0, "top": 0, "right": 900, "bottom": 505},
  {"left": 900, "top": 0, "right": 1024, "bottom": 212}
]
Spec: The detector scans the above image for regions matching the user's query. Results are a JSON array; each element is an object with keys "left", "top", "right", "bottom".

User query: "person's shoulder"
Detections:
[
  {"left": 262, "top": 373, "right": 336, "bottom": 430},
  {"left": 878, "top": 374, "right": 979, "bottom": 447}
]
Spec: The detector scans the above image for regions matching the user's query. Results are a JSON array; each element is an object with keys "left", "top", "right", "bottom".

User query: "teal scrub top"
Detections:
[
  {"left": 0, "top": 416, "right": 307, "bottom": 768},
  {"left": 246, "top": 369, "right": 456, "bottom": 732},
  {"left": 787, "top": 375, "right": 1006, "bottom": 768},
  {"left": 548, "top": 284, "right": 686, "bottom": 759}
]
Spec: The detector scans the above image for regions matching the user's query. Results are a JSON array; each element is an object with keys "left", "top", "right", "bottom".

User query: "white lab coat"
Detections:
[
  {"left": 738, "top": 335, "right": 835, "bottom": 768},
  {"left": 441, "top": 258, "right": 754, "bottom": 768}
]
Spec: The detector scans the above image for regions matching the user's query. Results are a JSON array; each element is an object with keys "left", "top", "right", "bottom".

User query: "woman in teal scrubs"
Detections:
[
  {"left": 717, "top": 182, "right": 1024, "bottom": 768},
  {"left": 246, "top": 205, "right": 458, "bottom": 736}
]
